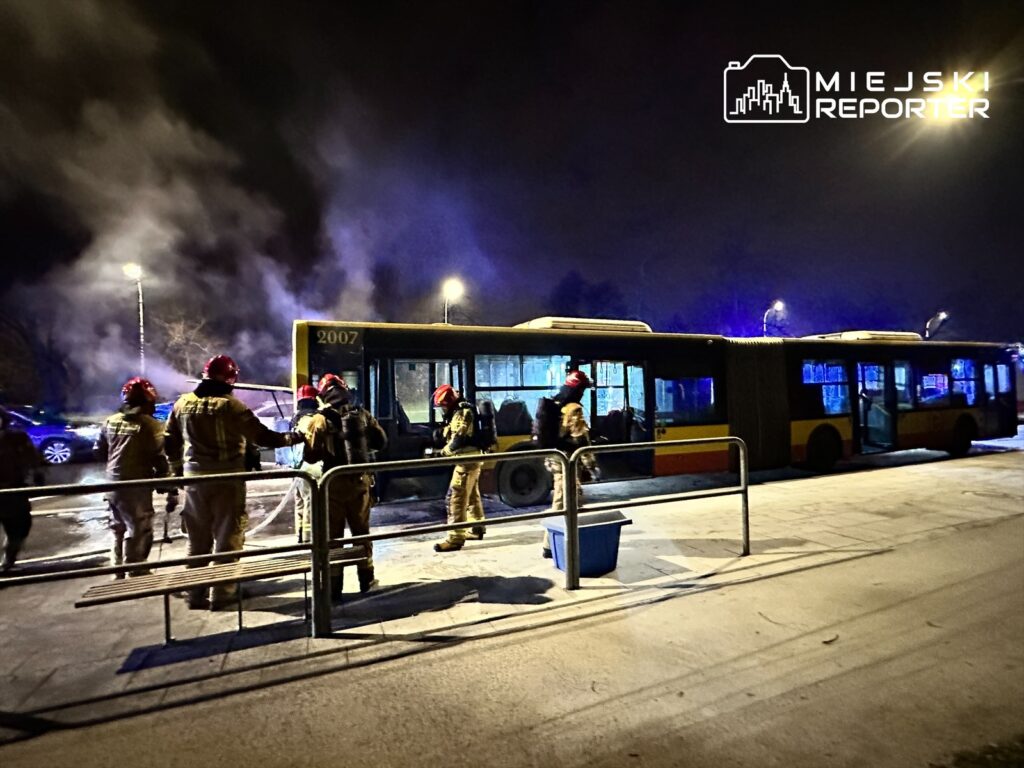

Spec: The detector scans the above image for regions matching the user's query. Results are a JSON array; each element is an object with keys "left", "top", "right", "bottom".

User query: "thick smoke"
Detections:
[
  {"left": 0, "top": 1, "right": 508, "bottom": 410},
  {"left": 0, "top": 3, "right": 333, "bottom": 408}
]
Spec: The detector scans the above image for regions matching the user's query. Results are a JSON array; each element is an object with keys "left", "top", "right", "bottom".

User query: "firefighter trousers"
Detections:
[
  {"left": 444, "top": 462, "right": 484, "bottom": 544},
  {"left": 0, "top": 496, "right": 32, "bottom": 571},
  {"left": 542, "top": 460, "right": 583, "bottom": 551},
  {"left": 181, "top": 478, "right": 247, "bottom": 604},
  {"left": 326, "top": 473, "right": 375, "bottom": 592},
  {"left": 107, "top": 488, "right": 155, "bottom": 576}
]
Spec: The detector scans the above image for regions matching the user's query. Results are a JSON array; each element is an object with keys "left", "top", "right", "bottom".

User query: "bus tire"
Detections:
[
  {"left": 806, "top": 426, "right": 842, "bottom": 473},
  {"left": 948, "top": 415, "right": 977, "bottom": 458},
  {"left": 497, "top": 446, "right": 552, "bottom": 507}
]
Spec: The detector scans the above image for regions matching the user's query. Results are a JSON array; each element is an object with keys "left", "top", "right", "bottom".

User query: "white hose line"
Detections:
[{"left": 246, "top": 481, "right": 297, "bottom": 536}]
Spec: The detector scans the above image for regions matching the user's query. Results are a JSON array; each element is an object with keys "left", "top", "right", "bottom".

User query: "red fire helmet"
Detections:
[
  {"left": 565, "top": 370, "right": 590, "bottom": 388},
  {"left": 296, "top": 384, "right": 318, "bottom": 400},
  {"left": 203, "top": 355, "right": 240, "bottom": 384},
  {"left": 317, "top": 373, "right": 348, "bottom": 394},
  {"left": 121, "top": 377, "right": 158, "bottom": 405},
  {"left": 432, "top": 384, "right": 458, "bottom": 409}
]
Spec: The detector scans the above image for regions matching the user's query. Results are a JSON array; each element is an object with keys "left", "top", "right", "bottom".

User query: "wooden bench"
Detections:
[{"left": 76, "top": 546, "right": 369, "bottom": 643}]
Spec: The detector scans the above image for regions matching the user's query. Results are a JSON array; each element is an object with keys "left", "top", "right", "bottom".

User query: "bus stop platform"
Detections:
[{"left": 0, "top": 445, "right": 1022, "bottom": 766}]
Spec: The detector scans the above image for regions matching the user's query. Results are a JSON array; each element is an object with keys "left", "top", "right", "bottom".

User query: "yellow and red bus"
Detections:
[{"left": 293, "top": 318, "right": 1019, "bottom": 505}]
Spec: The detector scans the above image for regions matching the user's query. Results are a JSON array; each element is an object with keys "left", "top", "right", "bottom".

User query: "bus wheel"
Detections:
[
  {"left": 948, "top": 416, "right": 977, "bottom": 458},
  {"left": 806, "top": 426, "right": 842, "bottom": 473},
  {"left": 498, "top": 457, "right": 552, "bottom": 507}
]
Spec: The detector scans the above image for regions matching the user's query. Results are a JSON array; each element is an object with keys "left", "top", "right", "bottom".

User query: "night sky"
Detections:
[{"left": 1, "top": 1, "right": 1022, "bottom": 401}]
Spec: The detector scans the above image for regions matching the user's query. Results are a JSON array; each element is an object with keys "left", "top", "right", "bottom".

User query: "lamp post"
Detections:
[
  {"left": 441, "top": 277, "right": 465, "bottom": 324},
  {"left": 762, "top": 299, "right": 785, "bottom": 337},
  {"left": 924, "top": 310, "right": 948, "bottom": 339},
  {"left": 123, "top": 262, "right": 145, "bottom": 374}
]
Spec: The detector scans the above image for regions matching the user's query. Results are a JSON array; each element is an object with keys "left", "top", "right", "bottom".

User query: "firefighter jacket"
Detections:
[
  {"left": 164, "top": 380, "right": 297, "bottom": 475},
  {"left": 558, "top": 403, "right": 597, "bottom": 474},
  {"left": 95, "top": 404, "right": 171, "bottom": 481},
  {"left": 0, "top": 427, "right": 41, "bottom": 489},
  {"left": 440, "top": 401, "right": 481, "bottom": 457}
]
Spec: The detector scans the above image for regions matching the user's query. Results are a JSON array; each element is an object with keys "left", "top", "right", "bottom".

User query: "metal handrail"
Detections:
[
  {"left": 0, "top": 441, "right": 749, "bottom": 639},
  {"left": 565, "top": 436, "right": 750, "bottom": 589},
  {"left": 316, "top": 449, "right": 571, "bottom": 636},
  {"left": 0, "top": 470, "right": 322, "bottom": 613}
]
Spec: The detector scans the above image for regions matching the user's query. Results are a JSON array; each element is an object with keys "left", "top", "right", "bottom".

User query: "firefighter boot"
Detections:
[
  {"left": 465, "top": 526, "right": 485, "bottom": 541},
  {"left": 111, "top": 537, "right": 125, "bottom": 580},
  {"left": 358, "top": 567, "right": 376, "bottom": 594},
  {"left": 433, "top": 538, "right": 464, "bottom": 553},
  {"left": 330, "top": 567, "right": 344, "bottom": 601}
]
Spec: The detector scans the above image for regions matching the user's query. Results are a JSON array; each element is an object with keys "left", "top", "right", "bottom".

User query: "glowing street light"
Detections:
[
  {"left": 924, "top": 310, "right": 949, "bottom": 339},
  {"left": 441, "top": 277, "right": 465, "bottom": 324},
  {"left": 122, "top": 262, "right": 145, "bottom": 374},
  {"left": 763, "top": 299, "right": 785, "bottom": 337}
]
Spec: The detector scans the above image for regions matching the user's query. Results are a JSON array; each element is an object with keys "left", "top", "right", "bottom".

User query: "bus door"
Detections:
[
  {"left": 572, "top": 360, "right": 650, "bottom": 474},
  {"left": 856, "top": 362, "right": 895, "bottom": 452},
  {"left": 384, "top": 358, "right": 466, "bottom": 460}
]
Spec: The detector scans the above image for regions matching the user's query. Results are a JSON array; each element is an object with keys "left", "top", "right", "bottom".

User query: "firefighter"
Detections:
[
  {"left": 288, "top": 384, "right": 321, "bottom": 543},
  {"left": 0, "top": 407, "right": 44, "bottom": 573},
  {"left": 95, "top": 377, "right": 172, "bottom": 577},
  {"left": 294, "top": 374, "right": 387, "bottom": 596},
  {"left": 432, "top": 384, "right": 486, "bottom": 553},
  {"left": 541, "top": 371, "right": 598, "bottom": 559},
  {"left": 164, "top": 355, "right": 304, "bottom": 610}
]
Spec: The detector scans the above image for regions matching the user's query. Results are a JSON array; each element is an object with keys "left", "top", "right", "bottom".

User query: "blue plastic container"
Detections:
[{"left": 542, "top": 511, "right": 632, "bottom": 577}]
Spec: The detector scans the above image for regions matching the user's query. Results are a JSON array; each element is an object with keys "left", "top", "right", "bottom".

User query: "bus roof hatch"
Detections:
[
  {"left": 803, "top": 331, "right": 924, "bottom": 341},
  {"left": 515, "top": 316, "right": 653, "bottom": 333}
]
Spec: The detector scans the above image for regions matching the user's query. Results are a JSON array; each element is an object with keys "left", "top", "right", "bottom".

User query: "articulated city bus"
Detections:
[{"left": 292, "top": 318, "right": 1019, "bottom": 506}]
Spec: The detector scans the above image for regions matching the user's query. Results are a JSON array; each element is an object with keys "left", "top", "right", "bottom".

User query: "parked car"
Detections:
[
  {"left": 3, "top": 406, "right": 102, "bottom": 465},
  {"left": 153, "top": 402, "right": 174, "bottom": 422}
]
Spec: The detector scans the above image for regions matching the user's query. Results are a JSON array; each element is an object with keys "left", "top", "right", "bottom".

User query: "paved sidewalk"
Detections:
[{"left": 0, "top": 447, "right": 1021, "bottom": 765}]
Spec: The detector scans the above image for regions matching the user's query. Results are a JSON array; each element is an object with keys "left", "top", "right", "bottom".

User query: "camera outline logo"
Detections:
[{"left": 724, "top": 55, "right": 811, "bottom": 124}]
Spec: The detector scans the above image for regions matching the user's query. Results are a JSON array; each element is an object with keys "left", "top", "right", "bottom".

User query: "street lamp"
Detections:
[
  {"left": 924, "top": 310, "right": 948, "bottom": 339},
  {"left": 441, "top": 277, "right": 465, "bottom": 324},
  {"left": 762, "top": 299, "right": 785, "bottom": 337},
  {"left": 123, "top": 262, "right": 145, "bottom": 374}
]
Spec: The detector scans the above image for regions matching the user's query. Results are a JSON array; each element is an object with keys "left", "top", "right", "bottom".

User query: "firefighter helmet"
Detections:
[
  {"left": 296, "top": 384, "right": 318, "bottom": 401},
  {"left": 317, "top": 373, "right": 347, "bottom": 395},
  {"left": 565, "top": 370, "right": 590, "bottom": 388},
  {"left": 432, "top": 384, "right": 458, "bottom": 409},
  {"left": 203, "top": 355, "right": 240, "bottom": 384},
  {"left": 121, "top": 377, "right": 158, "bottom": 406}
]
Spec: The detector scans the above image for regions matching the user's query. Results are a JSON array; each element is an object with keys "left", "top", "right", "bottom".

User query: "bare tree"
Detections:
[{"left": 156, "top": 313, "right": 223, "bottom": 377}]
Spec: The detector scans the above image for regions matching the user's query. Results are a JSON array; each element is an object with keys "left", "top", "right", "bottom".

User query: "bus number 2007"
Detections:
[{"left": 316, "top": 329, "right": 360, "bottom": 345}]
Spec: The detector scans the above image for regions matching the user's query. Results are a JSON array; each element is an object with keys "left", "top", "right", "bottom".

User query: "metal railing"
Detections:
[
  {"left": 317, "top": 448, "right": 570, "bottom": 636},
  {"left": 0, "top": 439, "right": 749, "bottom": 639},
  {"left": 564, "top": 436, "right": 751, "bottom": 589},
  {"left": 0, "top": 470, "right": 323, "bottom": 631}
]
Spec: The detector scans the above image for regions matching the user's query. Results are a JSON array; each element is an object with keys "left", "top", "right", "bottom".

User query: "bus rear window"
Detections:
[
  {"left": 655, "top": 377, "right": 717, "bottom": 425},
  {"left": 997, "top": 364, "right": 1011, "bottom": 393}
]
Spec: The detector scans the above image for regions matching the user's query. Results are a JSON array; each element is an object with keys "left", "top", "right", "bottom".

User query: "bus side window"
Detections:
[
  {"left": 984, "top": 365, "right": 996, "bottom": 398},
  {"left": 895, "top": 361, "right": 913, "bottom": 410},
  {"left": 917, "top": 368, "right": 950, "bottom": 408},
  {"left": 654, "top": 377, "right": 717, "bottom": 425},
  {"left": 951, "top": 358, "right": 977, "bottom": 406}
]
